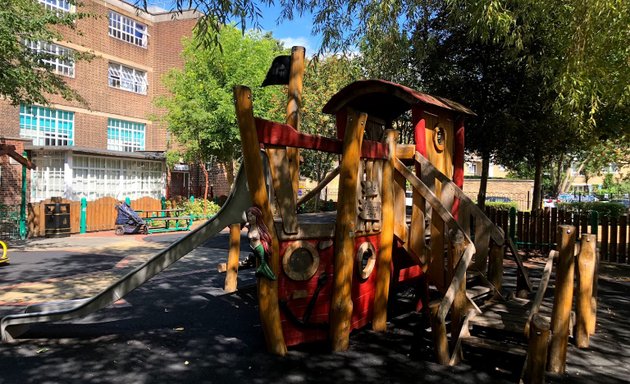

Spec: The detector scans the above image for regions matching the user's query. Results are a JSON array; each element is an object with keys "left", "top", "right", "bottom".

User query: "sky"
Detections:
[{"left": 144, "top": 1, "right": 322, "bottom": 55}]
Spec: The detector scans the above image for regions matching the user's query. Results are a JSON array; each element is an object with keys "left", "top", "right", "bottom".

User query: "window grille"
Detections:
[
  {"left": 25, "top": 40, "right": 75, "bottom": 77},
  {"left": 107, "top": 118, "right": 146, "bottom": 152},
  {"left": 30, "top": 152, "right": 66, "bottom": 202},
  {"left": 108, "top": 11, "right": 148, "bottom": 48},
  {"left": 108, "top": 63, "right": 147, "bottom": 94},
  {"left": 19, "top": 105, "right": 74, "bottom": 146},
  {"left": 38, "top": 0, "right": 72, "bottom": 13}
]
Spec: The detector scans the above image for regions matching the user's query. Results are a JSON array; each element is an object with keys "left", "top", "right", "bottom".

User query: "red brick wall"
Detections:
[
  {"left": 463, "top": 178, "right": 534, "bottom": 211},
  {"left": 0, "top": 138, "right": 30, "bottom": 208}
]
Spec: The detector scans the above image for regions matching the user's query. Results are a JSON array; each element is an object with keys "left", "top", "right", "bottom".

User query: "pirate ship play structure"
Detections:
[{"left": 230, "top": 47, "right": 599, "bottom": 379}]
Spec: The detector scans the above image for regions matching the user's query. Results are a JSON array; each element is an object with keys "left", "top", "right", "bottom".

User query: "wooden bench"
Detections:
[{"left": 144, "top": 215, "right": 192, "bottom": 233}]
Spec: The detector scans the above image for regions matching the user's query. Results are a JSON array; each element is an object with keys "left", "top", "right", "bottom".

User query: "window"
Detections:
[
  {"left": 107, "top": 119, "right": 145, "bottom": 152},
  {"left": 108, "top": 11, "right": 147, "bottom": 47},
  {"left": 38, "top": 0, "right": 72, "bottom": 13},
  {"left": 30, "top": 152, "right": 66, "bottom": 202},
  {"left": 20, "top": 105, "right": 74, "bottom": 146},
  {"left": 108, "top": 63, "right": 147, "bottom": 94},
  {"left": 25, "top": 41, "right": 75, "bottom": 77},
  {"left": 72, "top": 156, "right": 164, "bottom": 201},
  {"left": 466, "top": 162, "right": 478, "bottom": 175}
]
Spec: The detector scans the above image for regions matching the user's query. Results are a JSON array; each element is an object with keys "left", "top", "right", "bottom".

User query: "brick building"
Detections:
[{"left": 0, "top": 0, "right": 201, "bottom": 208}]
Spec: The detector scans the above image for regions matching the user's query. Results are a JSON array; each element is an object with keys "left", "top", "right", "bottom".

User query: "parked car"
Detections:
[{"left": 486, "top": 196, "right": 512, "bottom": 203}]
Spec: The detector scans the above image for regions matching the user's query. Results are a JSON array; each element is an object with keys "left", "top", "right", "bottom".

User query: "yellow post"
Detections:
[
  {"left": 576, "top": 233, "right": 596, "bottom": 348},
  {"left": 234, "top": 86, "right": 286, "bottom": 356},
  {"left": 548, "top": 225, "right": 576, "bottom": 373},
  {"left": 330, "top": 109, "right": 367, "bottom": 351},
  {"left": 224, "top": 223, "right": 242, "bottom": 293},
  {"left": 373, "top": 130, "right": 397, "bottom": 331},
  {"left": 286, "top": 46, "right": 305, "bottom": 198}
]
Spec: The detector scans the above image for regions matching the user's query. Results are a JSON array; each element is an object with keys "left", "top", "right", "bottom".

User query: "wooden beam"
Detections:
[
  {"left": 286, "top": 46, "right": 305, "bottom": 199},
  {"left": 330, "top": 109, "right": 367, "bottom": 351},
  {"left": 267, "top": 147, "right": 298, "bottom": 234},
  {"left": 373, "top": 129, "right": 397, "bottom": 332},
  {"left": 234, "top": 86, "right": 286, "bottom": 356},
  {"left": 296, "top": 166, "right": 340, "bottom": 207}
]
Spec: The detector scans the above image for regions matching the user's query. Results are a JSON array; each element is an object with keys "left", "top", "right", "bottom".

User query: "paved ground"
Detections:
[{"left": 0, "top": 227, "right": 629, "bottom": 384}]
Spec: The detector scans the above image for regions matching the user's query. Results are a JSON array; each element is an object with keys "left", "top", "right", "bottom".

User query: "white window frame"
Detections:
[
  {"left": 108, "top": 11, "right": 148, "bottom": 48},
  {"left": 38, "top": 0, "right": 74, "bottom": 13},
  {"left": 107, "top": 118, "right": 146, "bottom": 152},
  {"left": 20, "top": 105, "right": 74, "bottom": 146},
  {"left": 108, "top": 63, "right": 148, "bottom": 94},
  {"left": 25, "top": 40, "right": 75, "bottom": 78}
]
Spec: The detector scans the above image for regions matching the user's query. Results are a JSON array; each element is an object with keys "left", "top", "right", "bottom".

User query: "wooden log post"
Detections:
[
  {"left": 223, "top": 223, "right": 242, "bottom": 293},
  {"left": 449, "top": 230, "right": 467, "bottom": 347},
  {"left": 431, "top": 304, "right": 450, "bottom": 365},
  {"left": 330, "top": 109, "right": 367, "bottom": 352},
  {"left": 548, "top": 225, "right": 576, "bottom": 373},
  {"left": 523, "top": 314, "right": 551, "bottom": 384},
  {"left": 576, "top": 234, "right": 597, "bottom": 348},
  {"left": 286, "top": 46, "right": 305, "bottom": 197},
  {"left": 234, "top": 86, "right": 287, "bottom": 356},
  {"left": 487, "top": 240, "right": 504, "bottom": 293},
  {"left": 373, "top": 130, "right": 397, "bottom": 332}
]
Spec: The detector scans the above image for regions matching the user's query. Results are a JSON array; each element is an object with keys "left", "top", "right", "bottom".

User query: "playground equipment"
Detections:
[
  {"left": 0, "top": 240, "right": 8, "bottom": 265},
  {"left": 0, "top": 164, "right": 253, "bottom": 342},
  {"left": 229, "top": 47, "right": 599, "bottom": 379}
]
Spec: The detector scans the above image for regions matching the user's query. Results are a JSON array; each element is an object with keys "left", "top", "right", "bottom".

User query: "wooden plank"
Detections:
[
  {"left": 461, "top": 335, "right": 527, "bottom": 356},
  {"left": 620, "top": 215, "right": 628, "bottom": 264},
  {"left": 234, "top": 85, "right": 286, "bottom": 356},
  {"left": 518, "top": 211, "right": 524, "bottom": 246},
  {"left": 536, "top": 210, "right": 543, "bottom": 248},
  {"left": 373, "top": 130, "right": 397, "bottom": 332},
  {"left": 576, "top": 234, "right": 596, "bottom": 348},
  {"left": 296, "top": 166, "right": 340, "bottom": 207},
  {"left": 330, "top": 108, "right": 367, "bottom": 352},
  {"left": 472, "top": 218, "right": 490, "bottom": 273},
  {"left": 393, "top": 165, "right": 408, "bottom": 243},
  {"left": 224, "top": 224, "right": 242, "bottom": 293},
  {"left": 610, "top": 217, "right": 618, "bottom": 263},
  {"left": 601, "top": 216, "right": 609, "bottom": 261},
  {"left": 395, "top": 144, "right": 416, "bottom": 160}
]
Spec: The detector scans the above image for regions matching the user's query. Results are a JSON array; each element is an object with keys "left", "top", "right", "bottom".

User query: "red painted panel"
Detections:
[
  {"left": 412, "top": 107, "right": 427, "bottom": 158},
  {"left": 254, "top": 118, "right": 388, "bottom": 159}
]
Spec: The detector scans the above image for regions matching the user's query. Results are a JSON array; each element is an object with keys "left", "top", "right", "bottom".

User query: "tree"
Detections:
[
  {"left": 0, "top": 0, "right": 87, "bottom": 106},
  {"left": 157, "top": 25, "right": 286, "bottom": 203},
  {"left": 299, "top": 55, "right": 361, "bottom": 209}
]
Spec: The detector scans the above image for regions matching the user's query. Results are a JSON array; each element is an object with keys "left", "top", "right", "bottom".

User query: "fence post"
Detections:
[
  {"left": 80, "top": 197, "right": 87, "bottom": 234},
  {"left": 125, "top": 197, "right": 131, "bottom": 206},
  {"left": 19, "top": 151, "right": 28, "bottom": 240},
  {"left": 161, "top": 196, "right": 166, "bottom": 210},
  {"left": 589, "top": 210, "right": 598, "bottom": 236},
  {"left": 576, "top": 234, "right": 597, "bottom": 348},
  {"left": 509, "top": 207, "right": 516, "bottom": 242},
  {"left": 190, "top": 195, "right": 195, "bottom": 203}
]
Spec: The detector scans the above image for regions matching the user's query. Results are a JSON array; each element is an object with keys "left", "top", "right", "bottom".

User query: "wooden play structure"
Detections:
[{"left": 228, "top": 47, "right": 600, "bottom": 380}]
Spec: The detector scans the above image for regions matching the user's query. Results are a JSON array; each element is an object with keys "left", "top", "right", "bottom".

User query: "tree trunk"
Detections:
[
  {"left": 200, "top": 161, "right": 209, "bottom": 215},
  {"left": 477, "top": 151, "right": 490, "bottom": 210},
  {"left": 225, "top": 160, "right": 235, "bottom": 185},
  {"left": 532, "top": 154, "right": 543, "bottom": 211}
]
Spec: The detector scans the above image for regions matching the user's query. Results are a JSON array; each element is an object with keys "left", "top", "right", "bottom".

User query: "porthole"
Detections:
[
  {"left": 433, "top": 125, "right": 446, "bottom": 153},
  {"left": 356, "top": 242, "right": 376, "bottom": 280},
  {"left": 282, "top": 241, "right": 319, "bottom": 281}
]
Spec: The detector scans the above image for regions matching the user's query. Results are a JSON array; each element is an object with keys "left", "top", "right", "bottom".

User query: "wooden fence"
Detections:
[
  {"left": 485, "top": 207, "right": 629, "bottom": 264},
  {"left": 28, "top": 196, "right": 163, "bottom": 237}
]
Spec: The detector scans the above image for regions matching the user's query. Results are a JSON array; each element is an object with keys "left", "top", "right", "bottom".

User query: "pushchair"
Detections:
[{"left": 114, "top": 202, "right": 148, "bottom": 235}]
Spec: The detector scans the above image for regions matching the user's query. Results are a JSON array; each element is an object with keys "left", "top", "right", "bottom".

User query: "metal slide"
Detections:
[{"left": 1, "top": 165, "right": 253, "bottom": 342}]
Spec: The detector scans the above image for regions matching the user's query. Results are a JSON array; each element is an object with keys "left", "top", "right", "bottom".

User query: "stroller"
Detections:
[{"left": 114, "top": 202, "right": 148, "bottom": 235}]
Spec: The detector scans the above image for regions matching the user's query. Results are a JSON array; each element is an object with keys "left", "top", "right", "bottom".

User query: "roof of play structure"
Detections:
[{"left": 322, "top": 79, "right": 476, "bottom": 121}]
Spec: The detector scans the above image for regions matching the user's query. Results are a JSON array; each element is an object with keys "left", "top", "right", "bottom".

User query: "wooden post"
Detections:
[
  {"left": 431, "top": 304, "right": 450, "bottom": 365},
  {"left": 373, "top": 130, "right": 397, "bottom": 332},
  {"left": 234, "top": 86, "right": 287, "bottom": 356},
  {"left": 487, "top": 240, "right": 504, "bottom": 293},
  {"left": 576, "top": 234, "right": 596, "bottom": 347},
  {"left": 330, "top": 109, "right": 367, "bottom": 351},
  {"left": 548, "top": 225, "right": 576, "bottom": 373},
  {"left": 450, "top": 230, "right": 467, "bottom": 343},
  {"left": 524, "top": 314, "right": 550, "bottom": 384},
  {"left": 224, "top": 223, "right": 242, "bottom": 293},
  {"left": 286, "top": 46, "right": 305, "bottom": 198}
]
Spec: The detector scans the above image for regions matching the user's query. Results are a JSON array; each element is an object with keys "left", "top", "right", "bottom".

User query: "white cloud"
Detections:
[{"left": 278, "top": 37, "right": 315, "bottom": 56}]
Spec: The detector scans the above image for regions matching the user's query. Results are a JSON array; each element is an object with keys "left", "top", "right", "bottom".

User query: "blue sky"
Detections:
[{"left": 145, "top": 1, "right": 321, "bottom": 54}]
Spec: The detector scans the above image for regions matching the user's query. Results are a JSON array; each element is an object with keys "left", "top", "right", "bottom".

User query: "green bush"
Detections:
[
  {"left": 178, "top": 198, "right": 221, "bottom": 219},
  {"left": 557, "top": 201, "right": 627, "bottom": 218},
  {"left": 486, "top": 201, "right": 518, "bottom": 211}
]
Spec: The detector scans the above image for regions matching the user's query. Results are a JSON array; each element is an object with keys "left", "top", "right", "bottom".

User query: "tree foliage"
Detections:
[
  {"left": 157, "top": 25, "right": 286, "bottom": 197},
  {"left": 0, "top": 0, "right": 87, "bottom": 106}
]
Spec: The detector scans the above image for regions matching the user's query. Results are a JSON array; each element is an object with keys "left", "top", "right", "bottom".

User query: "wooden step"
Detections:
[
  {"left": 460, "top": 335, "right": 527, "bottom": 356},
  {"left": 466, "top": 285, "right": 493, "bottom": 302}
]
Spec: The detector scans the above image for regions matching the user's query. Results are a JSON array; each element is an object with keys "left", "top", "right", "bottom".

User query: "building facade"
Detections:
[{"left": 0, "top": 0, "right": 199, "bottom": 207}]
